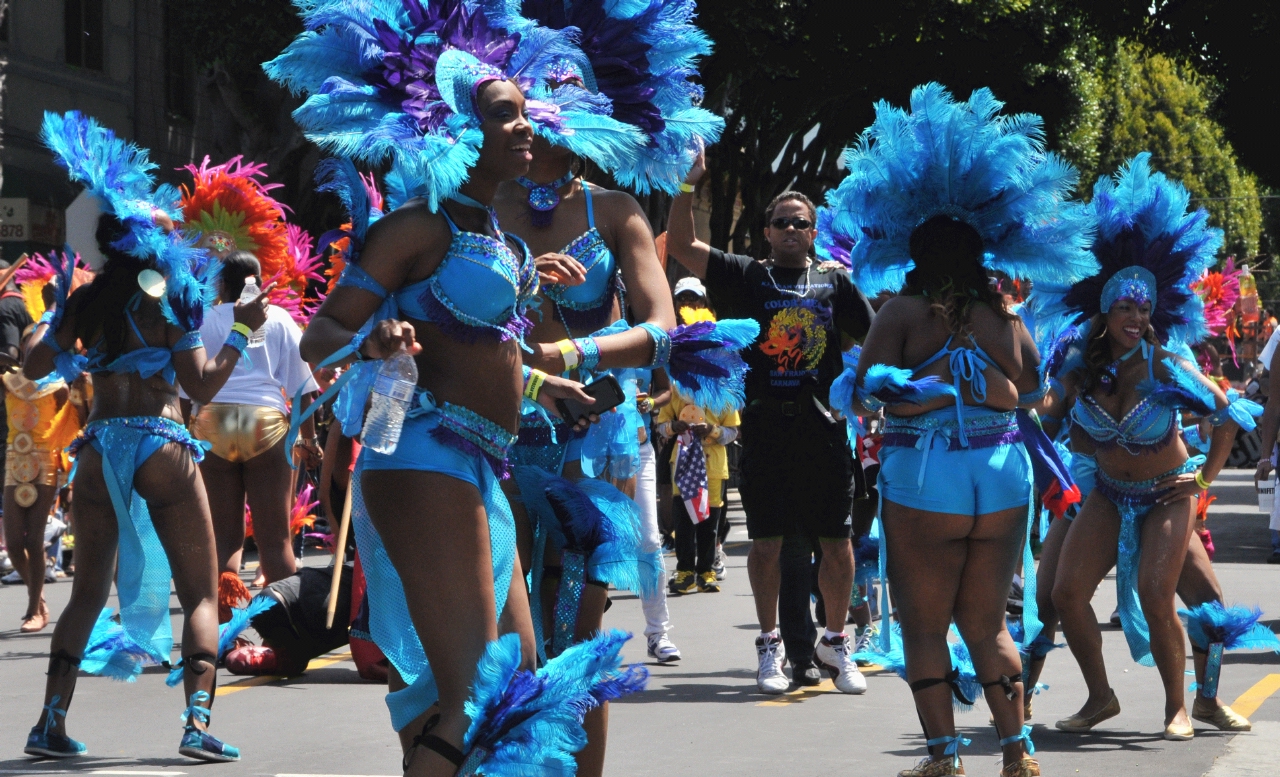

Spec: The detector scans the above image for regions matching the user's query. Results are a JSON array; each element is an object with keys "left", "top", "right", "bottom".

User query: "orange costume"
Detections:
[{"left": 3, "top": 372, "right": 80, "bottom": 506}]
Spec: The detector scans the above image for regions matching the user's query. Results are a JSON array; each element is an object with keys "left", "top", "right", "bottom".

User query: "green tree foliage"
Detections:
[
  {"left": 1059, "top": 40, "right": 1262, "bottom": 259},
  {"left": 694, "top": 0, "right": 1152, "bottom": 256}
]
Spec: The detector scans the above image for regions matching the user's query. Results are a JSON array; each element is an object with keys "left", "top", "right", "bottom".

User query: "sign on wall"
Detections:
[{"left": 0, "top": 198, "right": 67, "bottom": 245}]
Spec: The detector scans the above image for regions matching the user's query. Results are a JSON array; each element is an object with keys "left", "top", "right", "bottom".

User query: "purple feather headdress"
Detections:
[
  {"left": 266, "top": 0, "right": 598, "bottom": 210},
  {"left": 1038, "top": 153, "right": 1222, "bottom": 346}
]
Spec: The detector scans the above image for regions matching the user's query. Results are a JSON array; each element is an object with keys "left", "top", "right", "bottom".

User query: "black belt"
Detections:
[{"left": 750, "top": 397, "right": 805, "bottom": 417}]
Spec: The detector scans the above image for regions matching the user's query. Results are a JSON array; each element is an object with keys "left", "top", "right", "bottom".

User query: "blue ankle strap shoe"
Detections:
[
  {"left": 177, "top": 691, "right": 240, "bottom": 763},
  {"left": 24, "top": 695, "right": 87, "bottom": 758}
]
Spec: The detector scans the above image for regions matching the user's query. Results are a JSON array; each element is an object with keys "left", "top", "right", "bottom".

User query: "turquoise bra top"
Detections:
[
  {"left": 1069, "top": 342, "right": 1177, "bottom": 454},
  {"left": 338, "top": 203, "right": 538, "bottom": 343},
  {"left": 85, "top": 295, "right": 202, "bottom": 384},
  {"left": 543, "top": 184, "right": 620, "bottom": 331}
]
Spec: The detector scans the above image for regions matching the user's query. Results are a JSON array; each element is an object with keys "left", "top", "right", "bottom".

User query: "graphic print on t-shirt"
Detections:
[{"left": 759, "top": 296, "right": 832, "bottom": 388}]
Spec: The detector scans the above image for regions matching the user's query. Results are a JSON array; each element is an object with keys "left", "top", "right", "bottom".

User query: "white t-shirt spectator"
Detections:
[
  {"left": 180, "top": 303, "right": 318, "bottom": 413},
  {"left": 1260, "top": 328, "right": 1280, "bottom": 371}
]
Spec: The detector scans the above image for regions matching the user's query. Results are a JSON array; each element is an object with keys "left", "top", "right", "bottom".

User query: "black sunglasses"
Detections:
[{"left": 770, "top": 217, "right": 812, "bottom": 231}]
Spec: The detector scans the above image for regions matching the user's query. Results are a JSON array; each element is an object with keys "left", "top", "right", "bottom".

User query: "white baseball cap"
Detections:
[{"left": 673, "top": 277, "right": 707, "bottom": 298}]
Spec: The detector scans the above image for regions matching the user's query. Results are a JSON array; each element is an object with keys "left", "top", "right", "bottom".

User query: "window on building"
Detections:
[
  {"left": 1, "top": 1, "right": 10, "bottom": 42},
  {"left": 163, "top": 3, "right": 194, "bottom": 120},
  {"left": 65, "top": 0, "right": 104, "bottom": 70}
]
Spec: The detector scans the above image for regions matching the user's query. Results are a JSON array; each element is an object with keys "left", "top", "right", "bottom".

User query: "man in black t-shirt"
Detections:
[{"left": 667, "top": 153, "right": 874, "bottom": 696}]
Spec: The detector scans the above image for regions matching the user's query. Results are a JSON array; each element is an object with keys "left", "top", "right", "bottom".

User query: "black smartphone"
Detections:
[{"left": 556, "top": 375, "right": 626, "bottom": 424}]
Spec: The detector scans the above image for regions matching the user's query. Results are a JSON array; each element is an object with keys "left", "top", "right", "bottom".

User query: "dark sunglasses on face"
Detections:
[{"left": 770, "top": 217, "right": 812, "bottom": 231}]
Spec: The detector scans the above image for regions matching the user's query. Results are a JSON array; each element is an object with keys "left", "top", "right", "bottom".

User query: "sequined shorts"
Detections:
[{"left": 361, "top": 401, "right": 517, "bottom": 486}]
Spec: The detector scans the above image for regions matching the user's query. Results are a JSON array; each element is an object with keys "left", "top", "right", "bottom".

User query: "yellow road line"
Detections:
[
  {"left": 1228, "top": 673, "right": 1280, "bottom": 720},
  {"left": 216, "top": 650, "right": 352, "bottom": 697}
]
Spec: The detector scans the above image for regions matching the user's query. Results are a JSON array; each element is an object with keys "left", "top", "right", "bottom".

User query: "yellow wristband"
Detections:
[
  {"left": 524, "top": 369, "right": 547, "bottom": 401},
  {"left": 678, "top": 182, "right": 695, "bottom": 194},
  {"left": 1195, "top": 470, "right": 1211, "bottom": 490},
  {"left": 557, "top": 339, "right": 580, "bottom": 371},
  {"left": 230, "top": 322, "right": 253, "bottom": 338}
]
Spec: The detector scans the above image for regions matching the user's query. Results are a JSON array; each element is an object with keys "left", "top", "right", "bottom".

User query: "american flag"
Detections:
[{"left": 674, "top": 431, "right": 710, "bottom": 523}]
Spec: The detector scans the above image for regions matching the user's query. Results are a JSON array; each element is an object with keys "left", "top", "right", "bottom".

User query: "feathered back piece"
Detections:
[
  {"left": 271, "top": 224, "right": 328, "bottom": 324},
  {"left": 508, "top": 0, "right": 725, "bottom": 194},
  {"left": 1039, "top": 153, "right": 1222, "bottom": 346},
  {"left": 819, "top": 83, "right": 1097, "bottom": 296},
  {"left": 1193, "top": 257, "right": 1241, "bottom": 338},
  {"left": 266, "top": 0, "right": 614, "bottom": 210},
  {"left": 542, "top": 474, "right": 663, "bottom": 596},
  {"left": 41, "top": 111, "right": 212, "bottom": 330},
  {"left": 16, "top": 251, "right": 94, "bottom": 322},
  {"left": 180, "top": 156, "right": 289, "bottom": 272}
]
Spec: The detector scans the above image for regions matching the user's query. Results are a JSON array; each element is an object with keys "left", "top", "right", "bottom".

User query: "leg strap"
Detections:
[
  {"left": 998, "top": 724, "right": 1036, "bottom": 755},
  {"left": 47, "top": 650, "right": 82, "bottom": 677},
  {"left": 981, "top": 674, "right": 1021, "bottom": 702},
  {"left": 42, "top": 694, "right": 70, "bottom": 736},
  {"left": 909, "top": 668, "right": 975, "bottom": 707},
  {"left": 925, "top": 734, "right": 971, "bottom": 769},
  {"left": 176, "top": 652, "right": 219, "bottom": 676},
  {"left": 404, "top": 714, "right": 465, "bottom": 771}
]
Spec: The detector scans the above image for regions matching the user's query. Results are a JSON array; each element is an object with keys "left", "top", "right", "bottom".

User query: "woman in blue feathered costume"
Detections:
[
  {"left": 21, "top": 112, "right": 270, "bottom": 762},
  {"left": 1029, "top": 153, "right": 1268, "bottom": 740},
  {"left": 827, "top": 83, "right": 1097, "bottom": 777},
  {"left": 270, "top": 1, "right": 648, "bottom": 774},
  {"left": 479, "top": 2, "right": 732, "bottom": 769}
]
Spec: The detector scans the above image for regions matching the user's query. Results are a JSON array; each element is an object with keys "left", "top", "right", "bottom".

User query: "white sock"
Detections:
[
  {"left": 760, "top": 629, "right": 779, "bottom": 641},
  {"left": 1012, "top": 573, "right": 1023, "bottom": 588},
  {"left": 824, "top": 628, "right": 847, "bottom": 642}
]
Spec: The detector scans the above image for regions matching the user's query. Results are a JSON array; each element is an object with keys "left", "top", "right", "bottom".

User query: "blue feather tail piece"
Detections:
[
  {"left": 81, "top": 608, "right": 164, "bottom": 682},
  {"left": 543, "top": 476, "right": 662, "bottom": 596}
]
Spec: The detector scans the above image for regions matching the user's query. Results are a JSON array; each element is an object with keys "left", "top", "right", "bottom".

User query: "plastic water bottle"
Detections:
[
  {"left": 238, "top": 276, "right": 267, "bottom": 347},
  {"left": 362, "top": 347, "right": 418, "bottom": 454}
]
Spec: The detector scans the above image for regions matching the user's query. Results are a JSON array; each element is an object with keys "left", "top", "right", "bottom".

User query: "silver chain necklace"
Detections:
[{"left": 764, "top": 258, "right": 813, "bottom": 299}]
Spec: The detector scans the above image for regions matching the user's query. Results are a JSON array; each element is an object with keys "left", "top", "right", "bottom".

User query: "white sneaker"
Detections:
[
  {"left": 755, "top": 634, "right": 789, "bottom": 694},
  {"left": 816, "top": 634, "right": 867, "bottom": 694},
  {"left": 853, "top": 625, "right": 877, "bottom": 666},
  {"left": 647, "top": 633, "right": 682, "bottom": 663},
  {"left": 712, "top": 546, "right": 727, "bottom": 581},
  {"left": 0, "top": 570, "right": 22, "bottom": 585}
]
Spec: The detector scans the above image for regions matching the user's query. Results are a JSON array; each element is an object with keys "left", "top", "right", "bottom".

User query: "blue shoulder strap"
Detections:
[
  {"left": 912, "top": 335, "right": 954, "bottom": 373},
  {"left": 438, "top": 206, "right": 462, "bottom": 235},
  {"left": 583, "top": 182, "right": 595, "bottom": 229}
]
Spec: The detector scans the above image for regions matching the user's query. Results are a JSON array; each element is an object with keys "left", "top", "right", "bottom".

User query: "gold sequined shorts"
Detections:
[{"left": 191, "top": 404, "right": 289, "bottom": 464}]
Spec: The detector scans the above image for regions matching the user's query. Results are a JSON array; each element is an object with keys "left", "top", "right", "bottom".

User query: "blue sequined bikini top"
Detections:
[
  {"left": 1070, "top": 341, "right": 1176, "bottom": 454},
  {"left": 542, "top": 183, "right": 620, "bottom": 331},
  {"left": 339, "top": 204, "right": 538, "bottom": 344},
  {"left": 83, "top": 294, "right": 202, "bottom": 384}
]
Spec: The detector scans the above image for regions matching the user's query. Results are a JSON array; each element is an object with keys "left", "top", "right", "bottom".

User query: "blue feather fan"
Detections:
[{"left": 543, "top": 475, "right": 664, "bottom": 596}]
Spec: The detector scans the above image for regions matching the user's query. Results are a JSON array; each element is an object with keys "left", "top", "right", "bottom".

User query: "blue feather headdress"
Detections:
[
  {"left": 506, "top": 0, "right": 724, "bottom": 194},
  {"left": 1034, "top": 153, "right": 1222, "bottom": 347},
  {"left": 819, "top": 83, "right": 1098, "bottom": 296},
  {"left": 40, "top": 111, "right": 212, "bottom": 331},
  {"left": 266, "top": 0, "right": 627, "bottom": 210}
]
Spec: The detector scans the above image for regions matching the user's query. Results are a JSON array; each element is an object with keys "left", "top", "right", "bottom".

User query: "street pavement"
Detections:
[{"left": 2, "top": 468, "right": 1279, "bottom": 776}]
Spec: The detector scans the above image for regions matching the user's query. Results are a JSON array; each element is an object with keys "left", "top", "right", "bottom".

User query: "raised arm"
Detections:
[
  {"left": 664, "top": 150, "right": 711, "bottom": 279},
  {"left": 172, "top": 287, "right": 271, "bottom": 404}
]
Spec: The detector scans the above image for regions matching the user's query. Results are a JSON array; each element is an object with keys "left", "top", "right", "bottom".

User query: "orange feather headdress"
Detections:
[{"left": 180, "top": 156, "right": 290, "bottom": 281}]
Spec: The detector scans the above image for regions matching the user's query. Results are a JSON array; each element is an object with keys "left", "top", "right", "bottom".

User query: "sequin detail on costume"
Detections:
[
  {"left": 553, "top": 551, "right": 587, "bottom": 657},
  {"left": 417, "top": 229, "right": 539, "bottom": 344},
  {"left": 69, "top": 416, "right": 209, "bottom": 462},
  {"left": 429, "top": 403, "right": 517, "bottom": 479}
]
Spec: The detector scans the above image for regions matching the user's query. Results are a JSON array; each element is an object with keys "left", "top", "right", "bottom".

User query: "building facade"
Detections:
[{"left": 0, "top": 0, "right": 204, "bottom": 261}]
